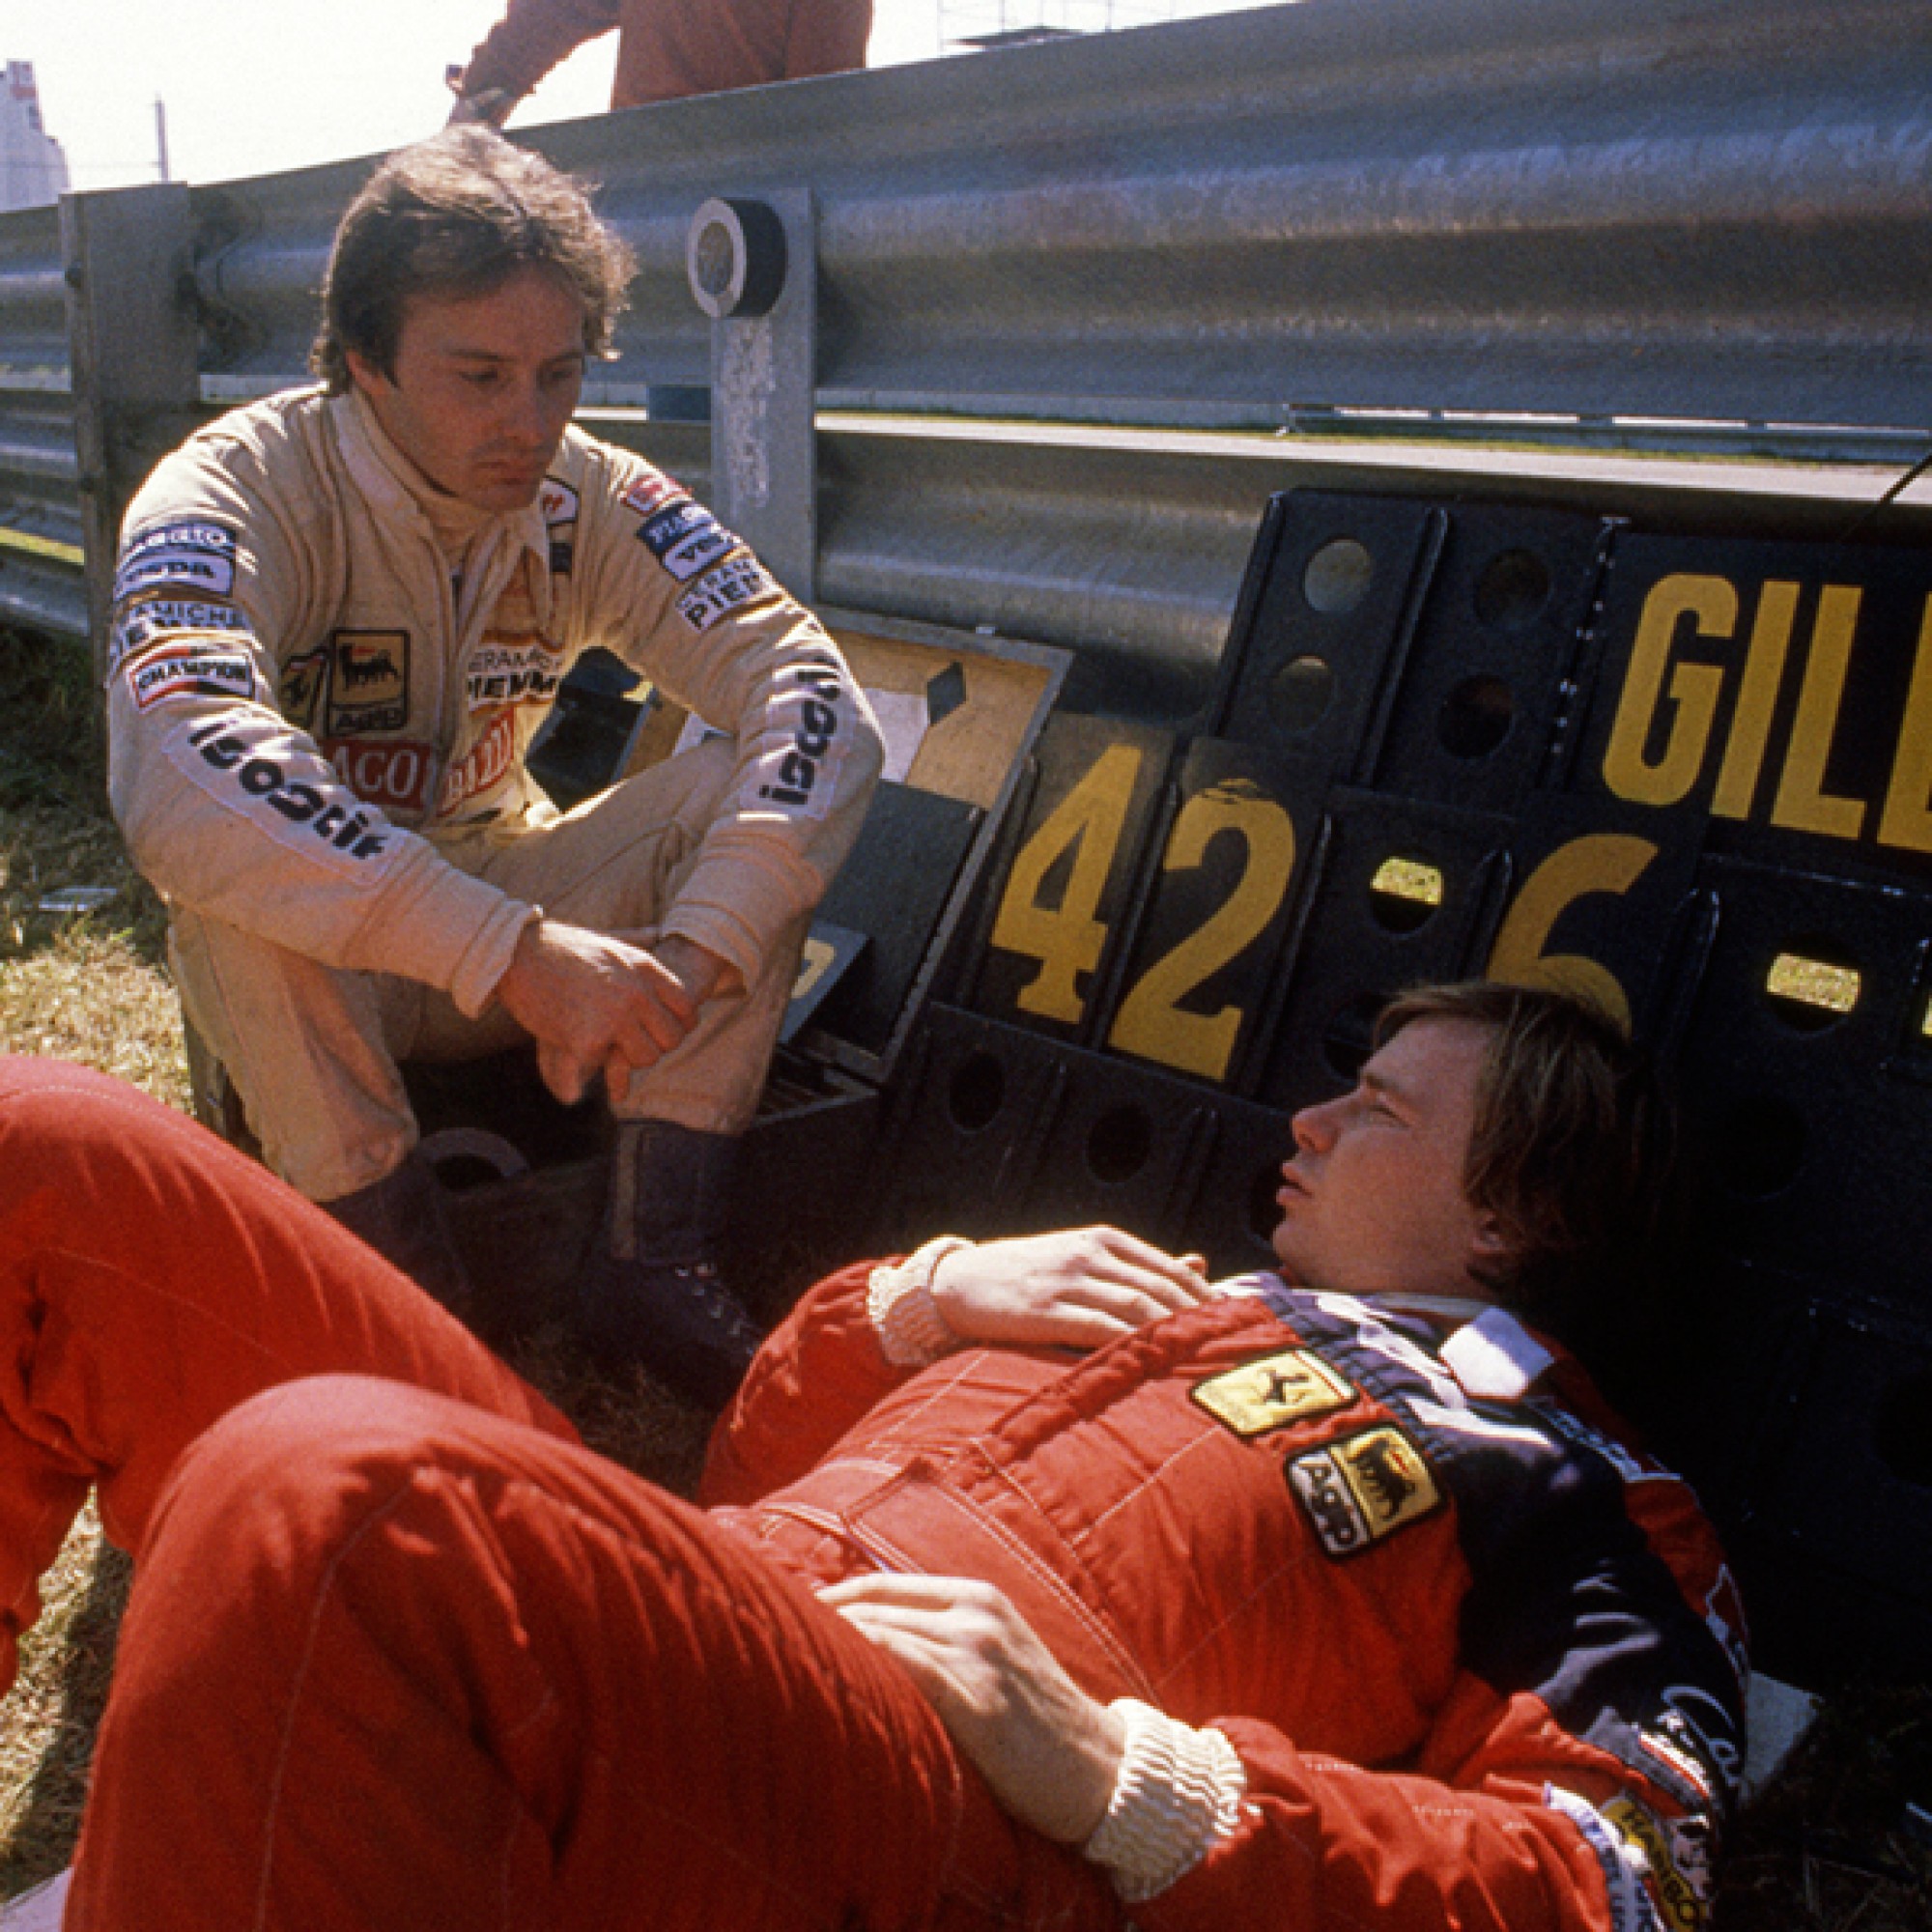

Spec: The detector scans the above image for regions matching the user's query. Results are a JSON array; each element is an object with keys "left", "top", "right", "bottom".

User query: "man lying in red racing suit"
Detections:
[{"left": 0, "top": 982, "right": 1741, "bottom": 1932}]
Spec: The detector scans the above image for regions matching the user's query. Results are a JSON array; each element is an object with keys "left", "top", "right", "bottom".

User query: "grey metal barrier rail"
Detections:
[
  {"left": 12, "top": 0, "right": 1932, "bottom": 696},
  {"left": 0, "top": 201, "right": 83, "bottom": 641}
]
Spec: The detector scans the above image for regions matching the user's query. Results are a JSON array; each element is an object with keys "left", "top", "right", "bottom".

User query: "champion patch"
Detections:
[
  {"left": 1192, "top": 1350, "right": 1355, "bottom": 1437},
  {"left": 1288, "top": 1426, "right": 1441, "bottom": 1557},
  {"left": 126, "top": 644, "right": 258, "bottom": 713},
  {"left": 326, "top": 632, "right": 410, "bottom": 736},
  {"left": 676, "top": 554, "right": 773, "bottom": 632}
]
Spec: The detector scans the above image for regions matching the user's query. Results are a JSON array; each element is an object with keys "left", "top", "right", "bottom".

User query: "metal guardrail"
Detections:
[
  {"left": 0, "top": 202, "right": 84, "bottom": 641},
  {"left": 5, "top": 0, "right": 1932, "bottom": 687}
]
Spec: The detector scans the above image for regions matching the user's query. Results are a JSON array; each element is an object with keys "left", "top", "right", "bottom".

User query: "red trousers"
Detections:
[{"left": 0, "top": 1061, "right": 1100, "bottom": 1930}]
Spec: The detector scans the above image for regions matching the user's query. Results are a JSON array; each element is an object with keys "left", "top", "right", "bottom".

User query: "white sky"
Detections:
[{"left": 19, "top": 2, "right": 1282, "bottom": 193}]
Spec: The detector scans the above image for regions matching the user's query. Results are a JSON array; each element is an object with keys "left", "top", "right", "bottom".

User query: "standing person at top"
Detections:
[
  {"left": 104, "top": 126, "right": 882, "bottom": 1404},
  {"left": 445, "top": 0, "right": 874, "bottom": 123}
]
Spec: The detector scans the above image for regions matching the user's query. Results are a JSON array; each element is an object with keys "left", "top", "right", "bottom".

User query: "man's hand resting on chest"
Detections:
[{"left": 927, "top": 1226, "right": 1216, "bottom": 1352}]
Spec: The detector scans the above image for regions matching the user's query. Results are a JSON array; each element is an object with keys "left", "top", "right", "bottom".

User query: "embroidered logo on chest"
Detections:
[
  {"left": 1190, "top": 1349, "right": 1355, "bottom": 1436},
  {"left": 1287, "top": 1425, "right": 1442, "bottom": 1557},
  {"left": 326, "top": 632, "right": 410, "bottom": 736}
]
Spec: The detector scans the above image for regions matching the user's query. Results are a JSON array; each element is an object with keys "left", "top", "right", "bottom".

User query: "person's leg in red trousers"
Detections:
[
  {"left": 67, "top": 1375, "right": 1111, "bottom": 1932},
  {"left": 0, "top": 1057, "right": 572, "bottom": 1692}
]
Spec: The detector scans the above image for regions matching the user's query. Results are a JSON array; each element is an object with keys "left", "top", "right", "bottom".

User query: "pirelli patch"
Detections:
[
  {"left": 677, "top": 554, "right": 773, "bottom": 632},
  {"left": 1191, "top": 1350, "right": 1354, "bottom": 1437},
  {"left": 1288, "top": 1425, "right": 1442, "bottom": 1557}
]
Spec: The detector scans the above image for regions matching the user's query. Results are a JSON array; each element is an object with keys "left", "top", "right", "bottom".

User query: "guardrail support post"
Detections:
[
  {"left": 61, "top": 183, "right": 201, "bottom": 678},
  {"left": 686, "top": 190, "right": 816, "bottom": 603}
]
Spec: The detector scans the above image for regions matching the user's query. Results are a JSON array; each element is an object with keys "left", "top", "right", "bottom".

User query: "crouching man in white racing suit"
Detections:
[{"left": 105, "top": 128, "right": 882, "bottom": 1404}]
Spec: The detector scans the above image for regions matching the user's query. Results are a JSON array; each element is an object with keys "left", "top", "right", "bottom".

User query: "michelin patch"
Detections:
[
  {"left": 166, "top": 711, "right": 398, "bottom": 878},
  {"left": 1287, "top": 1425, "right": 1442, "bottom": 1557},
  {"left": 108, "top": 595, "right": 246, "bottom": 670},
  {"left": 740, "top": 661, "right": 850, "bottom": 821},
  {"left": 124, "top": 643, "right": 260, "bottom": 713},
  {"left": 638, "top": 499, "right": 737, "bottom": 583},
  {"left": 326, "top": 632, "right": 410, "bottom": 736},
  {"left": 676, "top": 554, "right": 774, "bottom": 633},
  {"left": 113, "top": 521, "right": 239, "bottom": 602},
  {"left": 1192, "top": 1350, "right": 1355, "bottom": 1437}
]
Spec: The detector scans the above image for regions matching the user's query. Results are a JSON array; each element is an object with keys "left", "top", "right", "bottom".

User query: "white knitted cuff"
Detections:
[
  {"left": 1083, "top": 1699, "right": 1249, "bottom": 1904},
  {"left": 866, "top": 1236, "right": 974, "bottom": 1367}
]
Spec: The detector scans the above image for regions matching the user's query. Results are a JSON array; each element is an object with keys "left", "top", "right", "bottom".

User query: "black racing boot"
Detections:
[
  {"left": 577, "top": 1120, "right": 761, "bottom": 1407},
  {"left": 323, "top": 1150, "right": 479, "bottom": 1322}
]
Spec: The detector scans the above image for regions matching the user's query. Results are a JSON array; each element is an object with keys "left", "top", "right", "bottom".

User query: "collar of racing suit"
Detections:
[
  {"left": 332, "top": 387, "right": 551, "bottom": 590},
  {"left": 1229, "top": 1275, "right": 1559, "bottom": 1404}
]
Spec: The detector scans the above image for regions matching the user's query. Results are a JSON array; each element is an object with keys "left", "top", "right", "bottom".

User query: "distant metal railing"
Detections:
[
  {"left": 0, "top": 201, "right": 84, "bottom": 640},
  {"left": 4, "top": 0, "right": 1932, "bottom": 691}
]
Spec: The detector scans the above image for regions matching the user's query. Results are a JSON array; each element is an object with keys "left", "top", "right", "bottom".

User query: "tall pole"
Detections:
[{"left": 154, "top": 97, "right": 170, "bottom": 184}]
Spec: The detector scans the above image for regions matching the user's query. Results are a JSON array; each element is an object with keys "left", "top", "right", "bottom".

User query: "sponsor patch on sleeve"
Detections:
[
  {"left": 112, "top": 521, "right": 240, "bottom": 603},
  {"left": 637, "top": 500, "right": 739, "bottom": 583},
  {"left": 164, "top": 710, "right": 400, "bottom": 877},
  {"left": 124, "top": 643, "right": 261, "bottom": 713},
  {"left": 675, "top": 554, "right": 775, "bottom": 633},
  {"left": 1191, "top": 1350, "right": 1356, "bottom": 1436},
  {"left": 108, "top": 594, "right": 247, "bottom": 671},
  {"left": 737, "top": 661, "right": 852, "bottom": 823},
  {"left": 1287, "top": 1425, "right": 1442, "bottom": 1556},
  {"left": 621, "top": 470, "right": 682, "bottom": 520}
]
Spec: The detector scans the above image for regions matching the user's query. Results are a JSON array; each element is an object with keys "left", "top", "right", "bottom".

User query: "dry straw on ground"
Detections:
[{"left": 0, "top": 626, "right": 1925, "bottom": 1922}]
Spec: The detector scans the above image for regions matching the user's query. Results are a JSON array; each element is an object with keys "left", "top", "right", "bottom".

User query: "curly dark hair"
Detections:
[
  {"left": 1375, "top": 980, "right": 1678, "bottom": 1314},
  {"left": 310, "top": 127, "right": 635, "bottom": 393}
]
